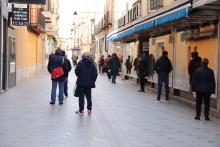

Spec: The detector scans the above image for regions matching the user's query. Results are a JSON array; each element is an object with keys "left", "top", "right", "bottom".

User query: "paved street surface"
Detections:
[{"left": 0, "top": 68, "right": 220, "bottom": 147}]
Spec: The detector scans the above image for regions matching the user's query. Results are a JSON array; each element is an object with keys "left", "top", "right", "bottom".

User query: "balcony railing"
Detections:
[{"left": 30, "top": 8, "right": 45, "bottom": 33}]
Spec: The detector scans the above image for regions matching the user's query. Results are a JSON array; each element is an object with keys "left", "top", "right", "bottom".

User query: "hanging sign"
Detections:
[
  {"left": 9, "top": 0, "right": 46, "bottom": 5},
  {"left": 12, "top": 4, "right": 29, "bottom": 26}
]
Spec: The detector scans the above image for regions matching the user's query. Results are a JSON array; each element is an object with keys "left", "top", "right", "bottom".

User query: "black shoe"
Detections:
[
  {"left": 112, "top": 80, "right": 113, "bottom": 83},
  {"left": 113, "top": 80, "right": 116, "bottom": 84},
  {"left": 50, "top": 102, "right": 55, "bottom": 105},
  {"left": 194, "top": 116, "right": 200, "bottom": 120},
  {"left": 205, "top": 116, "right": 210, "bottom": 121},
  {"left": 138, "top": 90, "right": 144, "bottom": 92},
  {"left": 59, "top": 102, "right": 63, "bottom": 105}
]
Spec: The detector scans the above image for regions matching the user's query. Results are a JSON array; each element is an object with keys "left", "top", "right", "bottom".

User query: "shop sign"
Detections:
[
  {"left": 9, "top": 0, "right": 46, "bottom": 5},
  {"left": 143, "top": 42, "right": 149, "bottom": 51},
  {"left": 12, "top": 4, "right": 29, "bottom": 26}
]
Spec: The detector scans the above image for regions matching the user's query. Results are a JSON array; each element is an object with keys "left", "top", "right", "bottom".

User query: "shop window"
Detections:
[{"left": 8, "top": 36, "right": 16, "bottom": 73}]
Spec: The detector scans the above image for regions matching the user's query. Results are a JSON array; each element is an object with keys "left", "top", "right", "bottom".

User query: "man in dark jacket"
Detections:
[
  {"left": 138, "top": 55, "right": 147, "bottom": 92},
  {"left": 155, "top": 51, "right": 172, "bottom": 102},
  {"left": 192, "top": 58, "right": 215, "bottom": 121},
  {"left": 75, "top": 52, "right": 98, "bottom": 114},
  {"left": 61, "top": 50, "right": 72, "bottom": 98},
  {"left": 188, "top": 51, "right": 202, "bottom": 90},
  {"left": 47, "top": 48, "right": 68, "bottom": 105}
]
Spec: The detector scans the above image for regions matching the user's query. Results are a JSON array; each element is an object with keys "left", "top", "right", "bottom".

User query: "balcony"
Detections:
[
  {"left": 30, "top": 8, "right": 45, "bottom": 33},
  {"left": 94, "top": 17, "right": 106, "bottom": 35}
]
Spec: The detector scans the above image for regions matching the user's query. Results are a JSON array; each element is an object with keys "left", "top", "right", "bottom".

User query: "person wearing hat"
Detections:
[
  {"left": 155, "top": 51, "right": 172, "bottom": 102},
  {"left": 75, "top": 52, "right": 98, "bottom": 114},
  {"left": 61, "top": 50, "right": 72, "bottom": 98},
  {"left": 192, "top": 58, "right": 215, "bottom": 121},
  {"left": 137, "top": 55, "right": 148, "bottom": 92}
]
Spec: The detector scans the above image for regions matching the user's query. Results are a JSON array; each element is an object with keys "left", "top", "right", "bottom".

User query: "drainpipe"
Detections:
[
  {"left": 217, "top": 16, "right": 220, "bottom": 119},
  {"left": 171, "top": 26, "right": 177, "bottom": 97}
]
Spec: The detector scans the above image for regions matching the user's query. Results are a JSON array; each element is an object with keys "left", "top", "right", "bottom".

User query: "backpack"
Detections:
[{"left": 51, "top": 58, "right": 64, "bottom": 79}]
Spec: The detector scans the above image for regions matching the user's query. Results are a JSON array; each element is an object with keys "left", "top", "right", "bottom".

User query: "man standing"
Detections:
[
  {"left": 155, "top": 51, "right": 172, "bottom": 102},
  {"left": 72, "top": 54, "right": 78, "bottom": 67},
  {"left": 75, "top": 52, "right": 98, "bottom": 114},
  {"left": 126, "top": 55, "right": 132, "bottom": 74},
  {"left": 47, "top": 48, "right": 68, "bottom": 105},
  {"left": 62, "top": 50, "right": 72, "bottom": 98},
  {"left": 188, "top": 51, "right": 202, "bottom": 90},
  {"left": 104, "top": 55, "right": 111, "bottom": 80},
  {"left": 137, "top": 55, "right": 147, "bottom": 92}
]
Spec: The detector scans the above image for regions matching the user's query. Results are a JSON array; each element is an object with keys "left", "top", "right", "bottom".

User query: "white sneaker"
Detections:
[
  {"left": 166, "top": 100, "right": 170, "bottom": 103},
  {"left": 157, "top": 100, "right": 161, "bottom": 103}
]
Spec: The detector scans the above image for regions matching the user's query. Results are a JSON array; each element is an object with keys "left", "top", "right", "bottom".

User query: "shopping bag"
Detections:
[{"left": 73, "top": 84, "right": 79, "bottom": 97}]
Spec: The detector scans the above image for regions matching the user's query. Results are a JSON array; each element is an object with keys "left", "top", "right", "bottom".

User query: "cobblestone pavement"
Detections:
[{"left": 0, "top": 69, "right": 220, "bottom": 147}]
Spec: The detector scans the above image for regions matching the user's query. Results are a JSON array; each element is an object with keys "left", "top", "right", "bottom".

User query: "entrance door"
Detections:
[{"left": 1, "top": 18, "right": 8, "bottom": 91}]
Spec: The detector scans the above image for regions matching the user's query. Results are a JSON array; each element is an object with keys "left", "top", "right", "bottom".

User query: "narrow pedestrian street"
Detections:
[{"left": 0, "top": 68, "right": 220, "bottom": 147}]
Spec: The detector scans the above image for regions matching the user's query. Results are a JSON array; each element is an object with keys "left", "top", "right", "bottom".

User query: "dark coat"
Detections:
[
  {"left": 47, "top": 52, "right": 68, "bottom": 81},
  {"left": 75, "top": 58, "right": 98, "bottom": 88},
  {"left": 192, "top": 66, "right": 215, "bottom": 93},
  {"left": 138, "top": 60, "right": 148, "bottom": 77},
  {"left": 126, "top": 58, "right": 132, "bottom": 69},
  {"left": 64, "top": 58, "right": 72, "bottom": 77},
  {"left": 155, "top": 55, "right": 172, "bottom": 76},
  {"left": 188, "top": 56, "right": 202, "bottom": 78},
  {"left": 109, "top": 56, "right": 121, "bottom": 74}
]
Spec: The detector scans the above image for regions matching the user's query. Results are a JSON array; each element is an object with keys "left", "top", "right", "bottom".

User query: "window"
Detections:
[{"left": 150, "top": 0, "right": 163, "bottom": 10}]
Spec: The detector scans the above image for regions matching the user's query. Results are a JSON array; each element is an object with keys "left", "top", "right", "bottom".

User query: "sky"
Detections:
[{"left": 58, "top": 0, "right": 98, "bottom": 39}]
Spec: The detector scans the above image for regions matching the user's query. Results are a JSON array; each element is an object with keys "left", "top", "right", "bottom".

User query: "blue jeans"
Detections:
[
  {"left": 111, "top": 74, "right": 117, "bottom": 81},
  {"left": 157, "top": 75, "right": 169, "bottom": 100},
  {"left": 64, "top": 80, "right": 68, "bottom": 96},
  {"left": 51, "top": 80, "right": 64, "bottom": 103}
]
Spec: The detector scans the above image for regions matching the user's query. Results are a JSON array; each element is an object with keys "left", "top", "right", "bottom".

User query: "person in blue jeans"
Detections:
[
  {"left": 155, "top": 51, "right": 172, "bottom": 102},
  {"left": 109, "top": 53, "right": 121, "bottom": 84},
  {"left": 61, "top": 51, "right": 72, "bottom": 98},
  {"left": 47, "top": 48, "right": 69, "bottom": 105}
]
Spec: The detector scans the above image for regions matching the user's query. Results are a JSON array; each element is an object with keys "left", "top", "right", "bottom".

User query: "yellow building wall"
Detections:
[{"left": 16, "top": 27, "right": 42, "bottom": 67}]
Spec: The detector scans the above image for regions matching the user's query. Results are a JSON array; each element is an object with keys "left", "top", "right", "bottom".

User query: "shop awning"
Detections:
[
  {"left": 106, "top": 3, "right": 191, "bottom": 43},
  {"left": 155, "top": 3, "right": 191, "bottom": 26}
]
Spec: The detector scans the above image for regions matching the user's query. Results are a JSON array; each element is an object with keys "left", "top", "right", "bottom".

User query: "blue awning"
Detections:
[
  {"left": 106, "top": 3, "right": 191, "bottom": 43},
  {"left": 155, "top": 7, "right": 190, "bottom": 26}
]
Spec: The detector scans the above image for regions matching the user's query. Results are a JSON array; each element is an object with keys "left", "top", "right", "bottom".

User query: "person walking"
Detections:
[
  {"left": 75, "top": 52, "right": 98, "bottom": 114},
  {"left": 104, "top": 55, "right": 111, "bottom": 80},
  {"left": 72, "top": 54, "right": 78, "bottom": 67},
  {"left": 126, "top": 55, "right": 132, "bottom": 74},
  {"left": 138, "top": 55, "right": 148, "bottom": 92},
  {"left": 188, "top": 51, "right": 202, "bottom": 90},
  {"left": 192, "top": 58, "right": 215, "bottom": 121},
  {"left": 98, "top": 55, "right": 105, "bottom": 74},
  {"left": 109, "top": 53, "right": 121, "bottom": 84},
  {"left": 61, "top": 51, "right": 72, "bottom": 98},
  {"left": 155, "top": 51, "right": 172, "bottom": 102},
  {"left": 47, "top": 48, "right": 68, "bottom": 105}
]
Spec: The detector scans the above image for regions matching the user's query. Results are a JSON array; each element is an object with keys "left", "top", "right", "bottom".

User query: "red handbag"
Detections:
[{"left": 51, "top": 67, "right": 64, "bottom": 79}]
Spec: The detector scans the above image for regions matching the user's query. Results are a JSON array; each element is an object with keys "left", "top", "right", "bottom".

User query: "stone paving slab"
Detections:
[{"left": 0, "top": 69, "right": 220, "bottom": 147}]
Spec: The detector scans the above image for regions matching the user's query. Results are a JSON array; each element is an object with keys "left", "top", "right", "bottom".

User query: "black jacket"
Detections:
[
  {"left": 47, "top": 52, "right": 68, "bottom": 81},
  {"left": 138, "top": 60, "right": 147, "bottom": 77},
  {"left": 155, "top": 55, "right": 172, "bottom": 76},
  {"left": 192, "top": 66, "right": 215, "bottom": 93}
]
